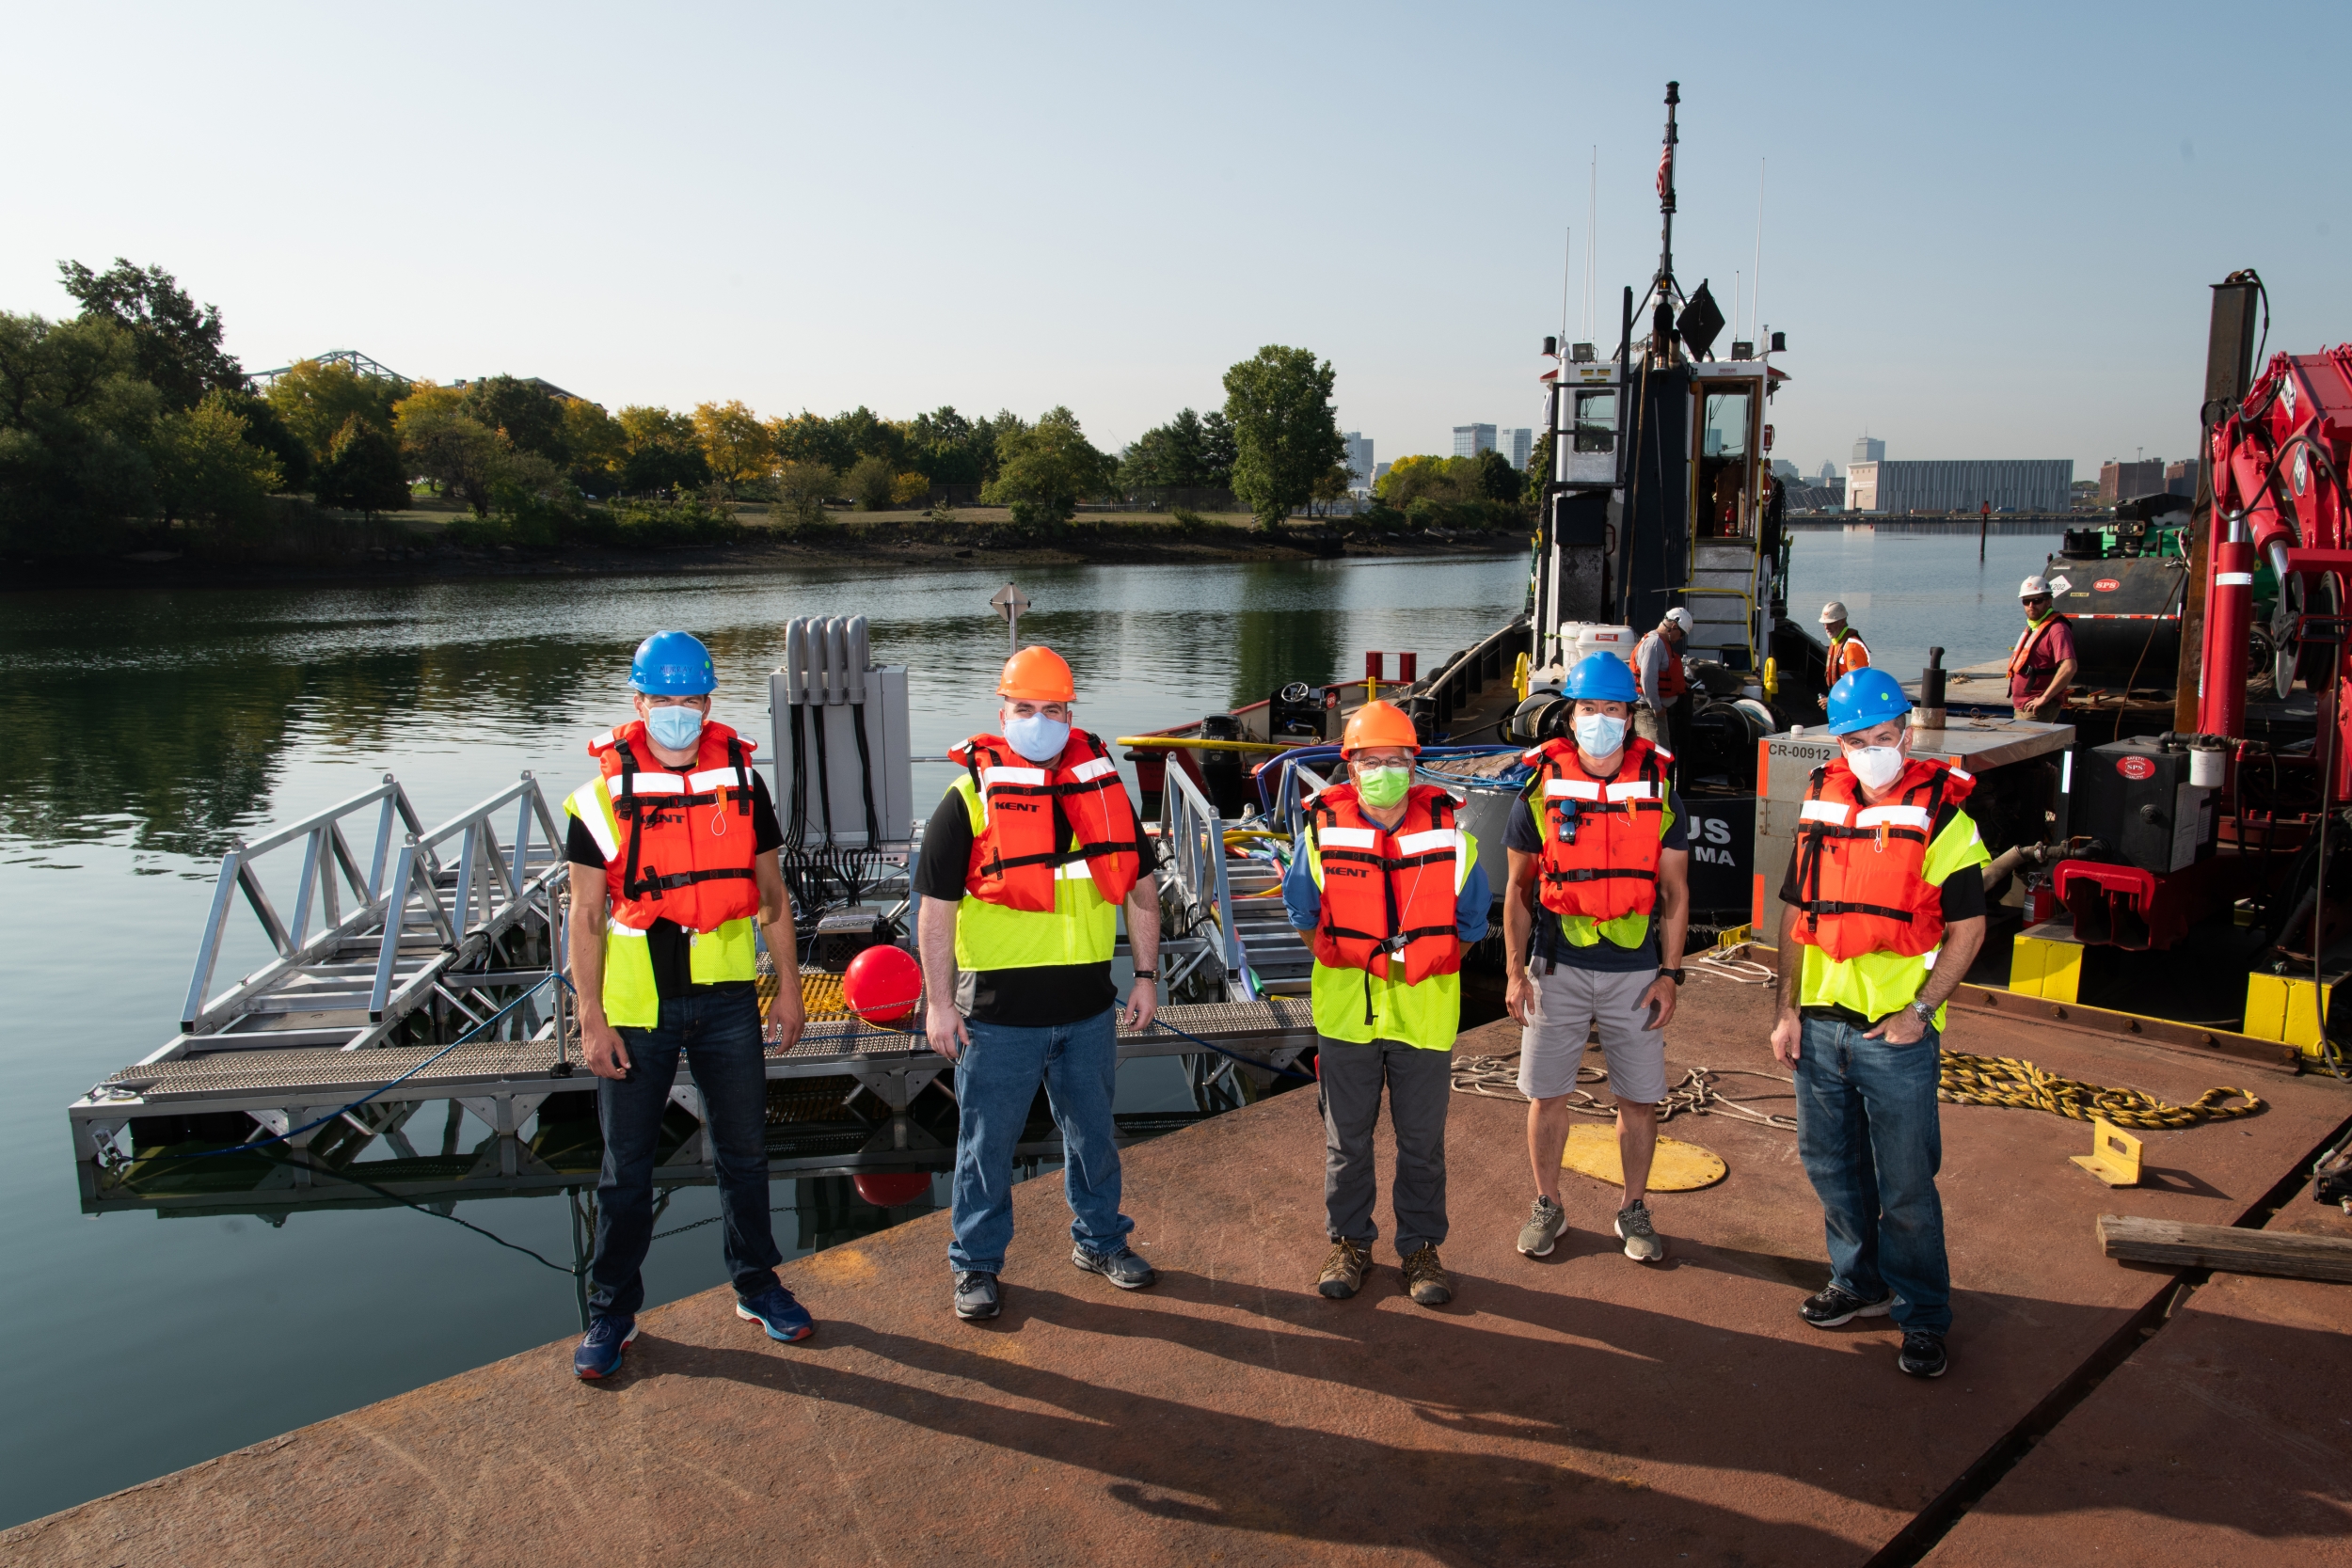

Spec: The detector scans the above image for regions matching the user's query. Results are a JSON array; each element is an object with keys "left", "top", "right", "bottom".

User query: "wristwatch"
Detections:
[
  {"left": 1131, "top": 970, "right": 1158, "bottom": 982},
  {"left": 1909, "top": 999, "right": 1936, "bottom": 1025},
  {"left": 1661, "top": 968, "right": 1686, "bottom": 986}
]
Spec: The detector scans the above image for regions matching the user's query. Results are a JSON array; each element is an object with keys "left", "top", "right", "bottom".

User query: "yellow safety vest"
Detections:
[
  {"left": 564, "top": 775, "right": 758, "bottom": 1029},
  {"left": 946, "top": 777, "right": 1119, "bottom": 971},
  {"left": 1303, "top": 822, "right": 1478, "bottom": 1051}
]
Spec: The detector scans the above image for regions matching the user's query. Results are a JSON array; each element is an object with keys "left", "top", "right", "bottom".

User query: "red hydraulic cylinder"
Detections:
[{"left": 2200, "top": 535, "right": 2254, "bottom": 738}]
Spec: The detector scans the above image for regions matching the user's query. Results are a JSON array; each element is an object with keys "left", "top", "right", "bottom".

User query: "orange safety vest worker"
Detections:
[
  {"left": 589, "top": 718, "right": 762, "bottom": 930},
  {"left": 1788, "top": 756, "right": 1977, "bottom": 962},
  {"left": 1827, "top": 627, "right": 1871, "bottom": 686},
  {"left": 1521, "top": 736, "right": 1672, "bottom": 923},
  {"left": 1308, "top": 783, "right": 1467, "bottom": 987},
  {"left": 946, "top": 729, "right": 1143, "bottom": 911},
  {"left": 1634, "top": 628, "right": 1690, "bottom": 705}
]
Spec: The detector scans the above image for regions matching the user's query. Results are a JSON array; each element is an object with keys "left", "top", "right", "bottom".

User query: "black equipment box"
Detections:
[{"left": 2075, "top": 738, "right": 2216, "bottom": 874}]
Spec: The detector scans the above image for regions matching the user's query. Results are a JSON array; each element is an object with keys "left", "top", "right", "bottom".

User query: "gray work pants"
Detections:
[{"left": 1318, "top": 1034, "right": 1452, "bottom": 1259}]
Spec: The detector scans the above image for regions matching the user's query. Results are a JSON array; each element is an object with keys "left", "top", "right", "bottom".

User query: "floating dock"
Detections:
[{"left": 16, "top": 973, "right": 2350, "bottom": 1564}]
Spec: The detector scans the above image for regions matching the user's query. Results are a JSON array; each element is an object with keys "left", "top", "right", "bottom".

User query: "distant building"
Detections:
[
  {"left": 2166, "top": 457, "right": 2199, "bottom": 498},
  {"left": 1343, "top": 432, "right": 1375, "bottom": 494},
  {"left": 1847, "top": 459, "right": 2074, "bottom": 514},
  {"left": 1818, "top": 460, "right": 1840, "bottom": 483},
  {"left": 1772, "top": 459, "right": 1804, "bottom": 482},
  {"left": 1374, "top": 460, "right": 1392, "bottom": 486},
  {"left": 2099, "top": 458, "right": 2167, "bottom": 506},
  {"left": 1453, "top": 424, "right": 1497, "bottom": 458},
  {"left": 1852, "top": 436, "right": 1886, "bottom": 466},
  {"left": 1498, "top": 427, "right": 1533, "bottom": 469},
  {"left": 1787, "top": 479, "right": 1847, "bottom": 512}
]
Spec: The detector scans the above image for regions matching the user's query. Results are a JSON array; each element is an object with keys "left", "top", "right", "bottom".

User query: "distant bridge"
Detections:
[{"left": 252, "top": 350, "right": 412, "bottom": 387}]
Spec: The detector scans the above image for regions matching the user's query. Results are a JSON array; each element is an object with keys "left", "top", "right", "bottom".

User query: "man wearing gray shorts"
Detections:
[{"left": 1502, "top": 653, "right": 1692, "bottom": 1262}]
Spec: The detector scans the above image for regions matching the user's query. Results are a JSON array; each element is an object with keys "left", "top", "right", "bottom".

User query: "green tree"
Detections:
[
  {"left": 1527, "top": 431, "right": 1555, "bottom": 501},
  {"left": 1222, "top": 346, "right": 1343, "bottom": 531},
  {"left": 313, "top": 415, "right": 411, "bottom": 515},
  {"left": 1375, "top": 453, "right": 1474, "bottom": 509},
  {"left": 562, "top": 399, "right": 627, "bottom": 495},
  {"left": 845, "top": 453, "right": 899, "bottom": 511},
  {"left": 395, "top": 385, "right": 501, "bottom": 513},
  {"left": 693, "top": 399, "right": 774, "bottom": 490},
  {"left": 457, "top": 374, "right": 567, "bottom": 464},
  {"left": 1199, "top": 409, "right": 1238, "bottom": 486},
  {"left": 57, "top": 258, "right": 245, "bottom": 409},
  {"left": 1472, "top": 448, "right": 1522, "bottom": 503},
  {"left": 891, "top": 470, "right": 930, "bottom": 507},
  {"left": 266, "top": 358, "right": 405, "bottom": 470},
  {"left": 1310, "top": 463, "right": 1354, "bottom": 517},
  {"left": 616, "top": 404, "right": 709, "bottom": 495},
  {"left": 152, "top": 393, "right": 280, "bottom": 524},
  {"left": 488, "top": 451, "right": 582, "bottom": 541},
  {"left": 215, "top": 389, "right": 309, "bottom": 492},
  {"left": 774, "top": 460, "right": 835, "bottom": 527},
  {"left": 981, "top": 406, "right": 1110, "bottom": 528},
  {"left": 906, "top": 405, "right": 979, "bottom": 483},
  {"left": 0, "top": 311, "right": 162, "bottom": 535}
]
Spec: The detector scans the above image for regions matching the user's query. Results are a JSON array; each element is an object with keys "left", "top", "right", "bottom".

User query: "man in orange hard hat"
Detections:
[
  {"left": 915, "top": 643, "right": 1164, "bottom": 1324},
  {"left": 1281, "top": 699, "right": 1488, "bottom": 1307}
]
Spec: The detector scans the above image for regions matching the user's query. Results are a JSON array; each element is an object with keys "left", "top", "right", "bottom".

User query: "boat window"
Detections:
[
  {"left": 1696, "top": 388, "right": 1756, "bottom": 540},
  {"left": 1572, "top": 389, "right": 1616, "bottom": 452},
  {"left": 1701, "top": 391, "right": 1751, "bottom": 458}
]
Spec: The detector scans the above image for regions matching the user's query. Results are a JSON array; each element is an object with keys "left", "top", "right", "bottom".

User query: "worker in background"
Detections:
[
  {"left": 1283, "top": 699, "right": 1489, "bottom": 1307},
  {"left": 1770, "top": 666, "right": 1990, "bottom": 1382},
  {"left": 1632, "top": 607, "right": 1694, "bottom": 772},
  {"left": 1503, "top": 652, "right": 1690, "bottom": 1265},
  {"left": 916, "top": 644, "right": 1162, "bottom": 1324},
  {"left": 2010, "top": 576, "right": 2076, "bottom": 721},
  {"left": 1820, "top": 601, "right": 1870, "bottom": 701},
  {"left": 564, "top": 631, "right": 810, "bottom": 1379}
]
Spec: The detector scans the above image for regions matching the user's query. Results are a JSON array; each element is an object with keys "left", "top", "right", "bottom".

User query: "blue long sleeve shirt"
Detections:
[{"left": 1280, "top": 830, "right": 1492, "bottom": 943}]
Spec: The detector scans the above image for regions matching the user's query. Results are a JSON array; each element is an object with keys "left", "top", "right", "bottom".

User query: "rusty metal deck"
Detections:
[{"left": 13, "top": 980, "right": 2349, "bottom": 1565}]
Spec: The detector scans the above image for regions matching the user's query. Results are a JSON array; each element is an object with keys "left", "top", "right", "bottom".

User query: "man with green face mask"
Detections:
[{"left": 1281, "top": 700, "right": 1489, "bottom": 1308}]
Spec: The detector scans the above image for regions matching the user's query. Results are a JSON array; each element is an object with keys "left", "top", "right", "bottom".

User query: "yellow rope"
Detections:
[{"left": 1937, "top": 1051, "right": 2262, "bottom": 1129}]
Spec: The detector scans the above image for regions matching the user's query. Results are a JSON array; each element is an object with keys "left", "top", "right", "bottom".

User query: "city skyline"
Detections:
[{"left": 2, "top": 2, "right": 2338, "bottom": 474}]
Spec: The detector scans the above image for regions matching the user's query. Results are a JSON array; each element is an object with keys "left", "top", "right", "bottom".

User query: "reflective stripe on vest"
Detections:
[
  {"left": 1307, "top": 784, "right": 1466, "bottom": 995},
  {"left": 1789, "top": 757, "right": 1976, "bottom": 962},
  {"left": 946, "top": 776, "right": 1118, "bottom": 973},
  {"left": 949, "top": 731, "right": 1143, "bottom": 912},
  {"left": 1524, "top": 736, "right": 1669, "bottom": 926}
]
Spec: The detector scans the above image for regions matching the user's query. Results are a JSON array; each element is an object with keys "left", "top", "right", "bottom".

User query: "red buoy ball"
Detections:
[
  {"left": 853, "top": 1171, "right": 934, "bottom": 1209},
  {"left": 841, "top": 943, "right": 922, "bottom": 1024}
]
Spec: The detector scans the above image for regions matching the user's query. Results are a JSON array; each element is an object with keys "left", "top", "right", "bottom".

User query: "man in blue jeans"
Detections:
[
  {"left": 916, "top": 644, "right": 1162, "bottom": 1323},
  {"left": 563, "top": 632, "right": 811, "bottom": 1378},
  {"left": 1770, "top": 667, "right": 1988, "bottom": 1380}
]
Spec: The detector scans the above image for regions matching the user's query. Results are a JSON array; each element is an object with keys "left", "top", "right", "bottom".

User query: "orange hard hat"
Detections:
[
  {"left": 998, "top": 644, "right": 1075, "bottom": 703},
  {"left": 1341, "top": 699, "right": 1420, "bottom": 755}
]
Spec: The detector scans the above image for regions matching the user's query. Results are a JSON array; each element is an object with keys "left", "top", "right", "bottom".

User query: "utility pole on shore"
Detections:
[{"left": 1979, "top": 500, "right": 1990, "bottom": 562}]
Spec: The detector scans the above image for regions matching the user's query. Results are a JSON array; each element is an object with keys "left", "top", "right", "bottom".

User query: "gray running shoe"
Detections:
[
  {"left": 953, "top": 1270, "right": 1001, "bottom": 1321},
  {"left": 1613, "top": 1199, "right": 1666, "bottom": 1263},
  {"left": 1072, "top": 1243, "right": 1157, "bottom": 1291},
  {"left": 1517, "top": 1195, "right": 1568, "bottom": 1258}
]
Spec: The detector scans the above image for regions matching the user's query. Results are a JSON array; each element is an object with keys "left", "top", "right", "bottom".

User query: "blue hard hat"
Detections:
[
  {"left": 629, "top": 630, "right": 717, "bottom": 695},
  {"left": 1565, "top": 652, "right": 1639, "bottom": 705},
  {"left": 1826, "top": 666, "right": 1912, "bottom": 736}
]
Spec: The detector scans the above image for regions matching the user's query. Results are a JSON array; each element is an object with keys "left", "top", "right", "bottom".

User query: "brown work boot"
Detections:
[
  {"left": 1401, "top": 1243, "right": 1453, "bottom": 1307},
  {"left": 1317, "top": 1237, "right": 1372, "bottom": 1299}
]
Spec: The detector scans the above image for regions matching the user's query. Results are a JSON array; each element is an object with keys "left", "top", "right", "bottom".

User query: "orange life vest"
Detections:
[
  {"left": 1521, "top": 736, "right": 1671, "bottom": 922},
  {"left": 947, "top": 730, "right": 1142, "bottom": 911},
  {"left": 2008, "top": 612, "right": 2069, "bottom": 679},
  {"left": 1636, "top": 629, "right": 1690, "bottom": 704},
  {"left": 1828, "top": 627, "right": 1871, "bottom": 685},
  {"left": 1309, "top": 784, "right": 1466, "bottom": 986},
  {"left": 1788, "top": 756, "right": 1976, "bottom": 962},
  {"left": 591, "top": 719, "right": 762, "bottom": 933}
]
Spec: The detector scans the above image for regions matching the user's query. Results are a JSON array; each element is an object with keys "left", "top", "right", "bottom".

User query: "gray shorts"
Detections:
[{"left": 1519, "top": 962, "right": 1668, "bottom": 1104}]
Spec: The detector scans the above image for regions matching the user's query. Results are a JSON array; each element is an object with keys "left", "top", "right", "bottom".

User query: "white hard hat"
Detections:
[
  {"left": 1819, "top": 601, "right": 1848, "bottom": 624},
  {"left": 2019, "top": 576, "right": 2051, "bottom": 598},
  {"left": 1663, "top": 607, "right": 1694, "bottom": 631}
]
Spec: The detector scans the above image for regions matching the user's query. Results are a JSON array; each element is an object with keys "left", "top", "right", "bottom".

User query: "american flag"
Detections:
[{"left": 1656, "top": 137, "right": 1675, "bottom": 210}]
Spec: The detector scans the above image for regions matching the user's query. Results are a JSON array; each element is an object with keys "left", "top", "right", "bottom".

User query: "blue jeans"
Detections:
[
  {"left": 947, "top": 1006, "right": 1132, "bottom": 1275},
  {"left": 1794, "top": 1015, "right": 1951, "bottom": 1335},
  {"left": 587, "top": 987, "right": 781, "bottom": 1322}
]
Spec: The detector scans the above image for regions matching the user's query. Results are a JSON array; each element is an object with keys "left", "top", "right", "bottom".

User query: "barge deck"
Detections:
[{"left": 15, "top": 972, "right": 2349, "bottom": 1565}]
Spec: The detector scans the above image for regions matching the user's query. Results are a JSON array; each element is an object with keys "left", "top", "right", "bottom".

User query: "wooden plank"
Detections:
[{"left": 2097, "top": 1213, "right": 2352, "bottom": 1282}]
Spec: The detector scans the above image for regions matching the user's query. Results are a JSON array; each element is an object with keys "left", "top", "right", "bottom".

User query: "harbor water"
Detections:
[{"left": 0, "top": 553, "right": 1523, "bottom": 1528}]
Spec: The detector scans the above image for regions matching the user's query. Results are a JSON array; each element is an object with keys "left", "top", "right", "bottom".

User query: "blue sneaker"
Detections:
[
  {"left": 574, "top": 1316, "right": 637, "bottom": 1379},
  {"left": 736, "top": 1283, "right": 816, "bottom": 1342},
  {"left": 1072, "top": 1243, "right": 1157, "bottom": 1291}
]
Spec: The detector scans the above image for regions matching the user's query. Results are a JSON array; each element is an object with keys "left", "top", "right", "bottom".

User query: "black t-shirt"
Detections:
[
  {"left": 913, "top": 784, "right": 1159, "bottom": 1027},
  {"left": 567, "top": 770, "right": 784, "bottom": 1000},
  {"left": 1502, "top": 771, "right": 1692, "bottom": 973}
]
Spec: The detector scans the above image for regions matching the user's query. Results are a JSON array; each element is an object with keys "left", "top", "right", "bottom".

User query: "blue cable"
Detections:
[
  {"left": 179, "top": 977, "right": 562, "bottom": 1159},
  {"left": 1146, "top": 1015, "right": 1315, "bottom": 1082}
]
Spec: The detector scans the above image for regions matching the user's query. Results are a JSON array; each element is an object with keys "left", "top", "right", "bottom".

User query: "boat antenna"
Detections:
[
  {"left": 1586, "top": 145, "right": 1598, "bottom": 342},
  {"left": 1751, "top": 156, "right": 1767, "bottom": 346},
  {"left": 1560, "top": 225, "right": 1574, "bottom": 359},
  {"left": 1652, "top": 81, "right": 1680, "bottom": 362}
]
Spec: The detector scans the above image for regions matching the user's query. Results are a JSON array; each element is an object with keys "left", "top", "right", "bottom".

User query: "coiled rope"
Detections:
[
  {"left": 1936, "top": 1052, "right": 2263, "bottom": 1128},
  {"left": 1450, "top": 1055, "right": 1799, "bottom": 1131}
]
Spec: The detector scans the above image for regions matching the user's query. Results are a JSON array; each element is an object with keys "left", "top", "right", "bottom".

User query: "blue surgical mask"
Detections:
[
  {"left": 1574, "top": 713, "right": 1628, "bottom": 756},
  {"left": 1005, "top": 713, "right": 1071, "bottom": 764},
  {"left": 644, "top": 703, "right": 706, "bottom": 752}
]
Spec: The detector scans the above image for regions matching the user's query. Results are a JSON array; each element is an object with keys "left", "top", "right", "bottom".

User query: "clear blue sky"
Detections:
[{"left": 4, "top": 1, "right": 2341, "bottom": 480}]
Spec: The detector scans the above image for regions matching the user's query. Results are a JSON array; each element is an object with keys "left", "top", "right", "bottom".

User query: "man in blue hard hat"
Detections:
[
  {"left": 563, "top": 630, "right": 812, "bottom": 1379},
  {"left": 1770, "top": 666, "right": 1990, "bottom": 1381},
  {"left": 1504, "top": 651, "right": 1692, "bottom": 1265}
]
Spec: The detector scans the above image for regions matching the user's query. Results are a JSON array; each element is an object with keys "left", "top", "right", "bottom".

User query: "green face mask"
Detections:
[{"left": 1356, "top": 765, "right": 1411, "bottom": 808}]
